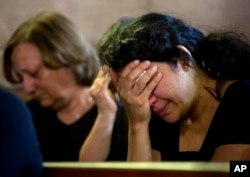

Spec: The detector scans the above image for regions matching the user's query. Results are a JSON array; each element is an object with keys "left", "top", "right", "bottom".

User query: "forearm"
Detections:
[
  {"left": 127, "top": 122, "right": 153, "bottom": 161},
  {"left": 79, "top": 114, "right": 115, "bottom": 161}
]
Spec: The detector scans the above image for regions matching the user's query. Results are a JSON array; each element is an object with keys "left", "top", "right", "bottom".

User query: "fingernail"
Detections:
[{"left": 143, "top": 60, "right": 150, "bottom": 66}]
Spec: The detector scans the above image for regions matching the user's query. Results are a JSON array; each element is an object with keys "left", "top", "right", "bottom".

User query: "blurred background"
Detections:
[{"left": 1, "top": 0, "right": 250, "bottom": 88}]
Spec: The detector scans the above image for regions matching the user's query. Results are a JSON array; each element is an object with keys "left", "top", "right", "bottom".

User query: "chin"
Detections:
[
  {"left": 162, "top": 114, "right": 179, "bottom": 124},
  {"left": 39, "top": 100, "right": 53, "bottom": 108}
]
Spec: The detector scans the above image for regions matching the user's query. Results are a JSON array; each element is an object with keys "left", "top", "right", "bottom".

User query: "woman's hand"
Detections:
[
  {"left": 110, "top": 60, "right": 162, "bottom": 126},
  {"left": 90, "top": 66, "right": 117, "bottom": 118},
  {"left": 79, "top": 66, "right": 118, "bottom": 161}
]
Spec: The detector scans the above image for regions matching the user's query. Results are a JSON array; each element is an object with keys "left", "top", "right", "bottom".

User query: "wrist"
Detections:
[{"left": 129, "top": 119, "right": 149, "bottom": 133}]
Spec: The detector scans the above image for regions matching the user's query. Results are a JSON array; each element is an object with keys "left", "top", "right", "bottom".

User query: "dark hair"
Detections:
[
  {"left": 105, "top": 12, "right": 204, "bottom": 71},
  {"left": 97, "top": 16, "right": 134, "bottom": 63},
  {"left": 3, "top": 11, "right": 100, "bottom": 86},
  {"left": 104, "top": 12, "right": 250, "bottom": 100},
  {"left": 195, "top": 32, "right": 250, "bottom": 80}
]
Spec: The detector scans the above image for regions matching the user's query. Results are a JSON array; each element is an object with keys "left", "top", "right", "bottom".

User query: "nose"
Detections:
[
  {"left": 22, "top": 76, "right": 36, "bottom": 94},
  {"left": 148, "top": 94, "right": 157, "bottom": 106}
]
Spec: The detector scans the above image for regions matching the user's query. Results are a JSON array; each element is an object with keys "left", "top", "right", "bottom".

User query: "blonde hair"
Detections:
[{"left": 3, "top": 11, "right": 100, "bottom": 86}]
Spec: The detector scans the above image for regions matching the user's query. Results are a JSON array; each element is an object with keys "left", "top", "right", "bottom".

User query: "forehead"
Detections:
[{"left": 11, "top": 42, "right": 42, "bottom": 68}]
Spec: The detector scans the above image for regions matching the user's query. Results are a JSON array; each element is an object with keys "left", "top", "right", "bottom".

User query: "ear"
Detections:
[
  {"left": 176, "top": 45, "right": 192, "bottom": 58},
  {"left": 176, "top": 45, "right": 192, "bottom": 72}
]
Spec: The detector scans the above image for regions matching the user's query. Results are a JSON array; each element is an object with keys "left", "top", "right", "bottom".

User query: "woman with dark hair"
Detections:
[{"left": 103, "top": 12, "right": 250, "bottom": 161}]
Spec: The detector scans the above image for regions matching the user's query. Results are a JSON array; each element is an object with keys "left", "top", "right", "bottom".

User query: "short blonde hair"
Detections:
[{"left": 3, "top": 11, "right": 100, "bottom": 86}]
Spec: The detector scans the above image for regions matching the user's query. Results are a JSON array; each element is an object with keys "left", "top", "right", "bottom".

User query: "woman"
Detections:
[
  {"left": 103, "top": 12, "right": 250, "bottom": 161},
  {"left": 3, "top": 11, "right": 128, "bottom": 162}
]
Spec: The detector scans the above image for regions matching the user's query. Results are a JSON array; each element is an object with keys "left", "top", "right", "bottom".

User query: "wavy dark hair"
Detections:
[
  {"left": 97, "top": 16, "right": 134, "bottom": 63},
  {"left": 104, "top": 12, "right": 250, "bottom": 100},
  {"left": 105, "top": 13, "right": 204, "bottom": 71}
]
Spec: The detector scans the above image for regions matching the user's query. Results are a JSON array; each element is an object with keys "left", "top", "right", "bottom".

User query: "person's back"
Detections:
[{"left": 0, "top": 87, "right": 43, "bottom": 177}]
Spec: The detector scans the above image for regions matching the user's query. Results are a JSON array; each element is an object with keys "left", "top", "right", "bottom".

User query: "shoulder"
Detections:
[
  {"left": 222, "top": 80, "right": 250, "bottom": 104},
  {"left": 214, "top": 80, "right": 250, "bottom": 143},
  {"left": 220, "top": 80, "right": 250, "bottom": 114},
  {"left": 0, "top": 87, "right": 25, "bottom": 108},
  {"left": 226, "top": 80, "right": 250, "bottom": 95},
  {"left": 0, "top": 87, "right": 43, "bottom": 177}
]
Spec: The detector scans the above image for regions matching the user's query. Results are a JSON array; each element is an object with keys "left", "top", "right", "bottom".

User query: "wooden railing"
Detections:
[{"left": 43, "top": 162, "right": 229, "bottom": 177}]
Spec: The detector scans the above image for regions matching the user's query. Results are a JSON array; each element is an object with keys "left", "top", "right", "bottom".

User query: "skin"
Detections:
[
  {"left": 11, "top": 42, "right": 118, "bottom": 161},
  {"left": 109, "top": 49, "right": 250, "bottom": 161},
  {"left": 110, "top": 59, "right": 197, "bottom": 127},
  {"left": 11, "top": 42, "right": 80, "bottom": 111},
  {"left": 79, "top": 67, "right": 118, "bottom": 161}
]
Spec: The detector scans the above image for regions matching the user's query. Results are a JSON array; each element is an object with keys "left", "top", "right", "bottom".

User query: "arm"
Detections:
[
  {"left": 79, "top": 67, "right": 117, "bottom": 161},
  {"left": 110, "top": 60, "right": 162, "bottom": 161},
  {"left": 128, "top": 121, "right": 162, "bottom": 161},
  {"left": 212, "top": 144, "right": 250, "bottom": 161}
]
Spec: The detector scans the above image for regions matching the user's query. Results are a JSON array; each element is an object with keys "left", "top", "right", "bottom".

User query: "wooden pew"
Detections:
[{"left": 43, "top": 162, "right": 229, "bottom": 177}]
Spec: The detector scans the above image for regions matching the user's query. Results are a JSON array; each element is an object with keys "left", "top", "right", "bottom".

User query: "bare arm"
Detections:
[
  {"left": 79, "top": 113, "right": 116, "bottom": 161},
  {"left": 110, "top": 60, "right": 162, "bottom": 161},
  {"left": 128, "top": 122, "right": 161, "bottom": 161},
  {"left": 79, "top": 68, "right": 117, "bottom": 161},
  {"left": 212, "top": 144, "right": 250, "bottom": 162}
]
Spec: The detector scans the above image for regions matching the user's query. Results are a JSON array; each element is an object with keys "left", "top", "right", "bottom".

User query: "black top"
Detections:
[
  {"left": 149, "top": 80, "right": 250, "bottom": 161},
  {"left": 27, "top": 100, "right": 128, "bottom": 162},
  {"left": 0, "top": 87, "right": 43, "bottom": 177}
]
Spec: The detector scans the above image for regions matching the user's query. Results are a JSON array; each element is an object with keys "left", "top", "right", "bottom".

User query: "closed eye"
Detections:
[{"left": 27, "top": 65, "right": 43, "bottom": 78}]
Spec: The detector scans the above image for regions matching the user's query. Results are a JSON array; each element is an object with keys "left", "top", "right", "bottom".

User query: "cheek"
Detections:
[
  {"left": 36, "top": 72, "right": 61, "bottom": 91},
  {"left": 152, "top": 75, "right": 180, "bottom": 100},
  {"left": 45, "top": 69, "right": 74, "bottom": 85}
]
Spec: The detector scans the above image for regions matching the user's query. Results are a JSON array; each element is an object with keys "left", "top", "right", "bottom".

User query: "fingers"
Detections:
[
  {"left": 91, "top": 66, "right": 118, "bottom": 115},
  {"left": 142, "top": 72, "right": 162, "bottom": 97},
  {"left": 117, "top": 60, "right": 161, "bottom": 94},
  {"left": 90, "top": 69, "right": 110, "bottom": 99},
  {"left": 120, "top": 60, "right": 140, "bottom": 77},
  {"left": 96, "top": 65, "right": 109, "bottom": 80},
  {"left": 132, "top": 65, "right": 159, "bottom": 95},
  {"left": 117, "top": 60, "right": 151, "bottom": 92},
  {"left": 101, "top": 65, "right": 110, "bottom": 76}
]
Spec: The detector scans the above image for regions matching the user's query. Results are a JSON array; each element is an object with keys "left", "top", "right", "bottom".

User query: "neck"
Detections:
[
  {"left": 182, "top": 75, "right": 218, "bottom": 133},
  {"left": 179, "top": 79, "right": 236, "bottom": 151},
  {"left": 181, "top": 78, "right": 235, "bottom": 134},
  {"left": 57, "top": 87, "right": 95, "bottom": 125}
]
